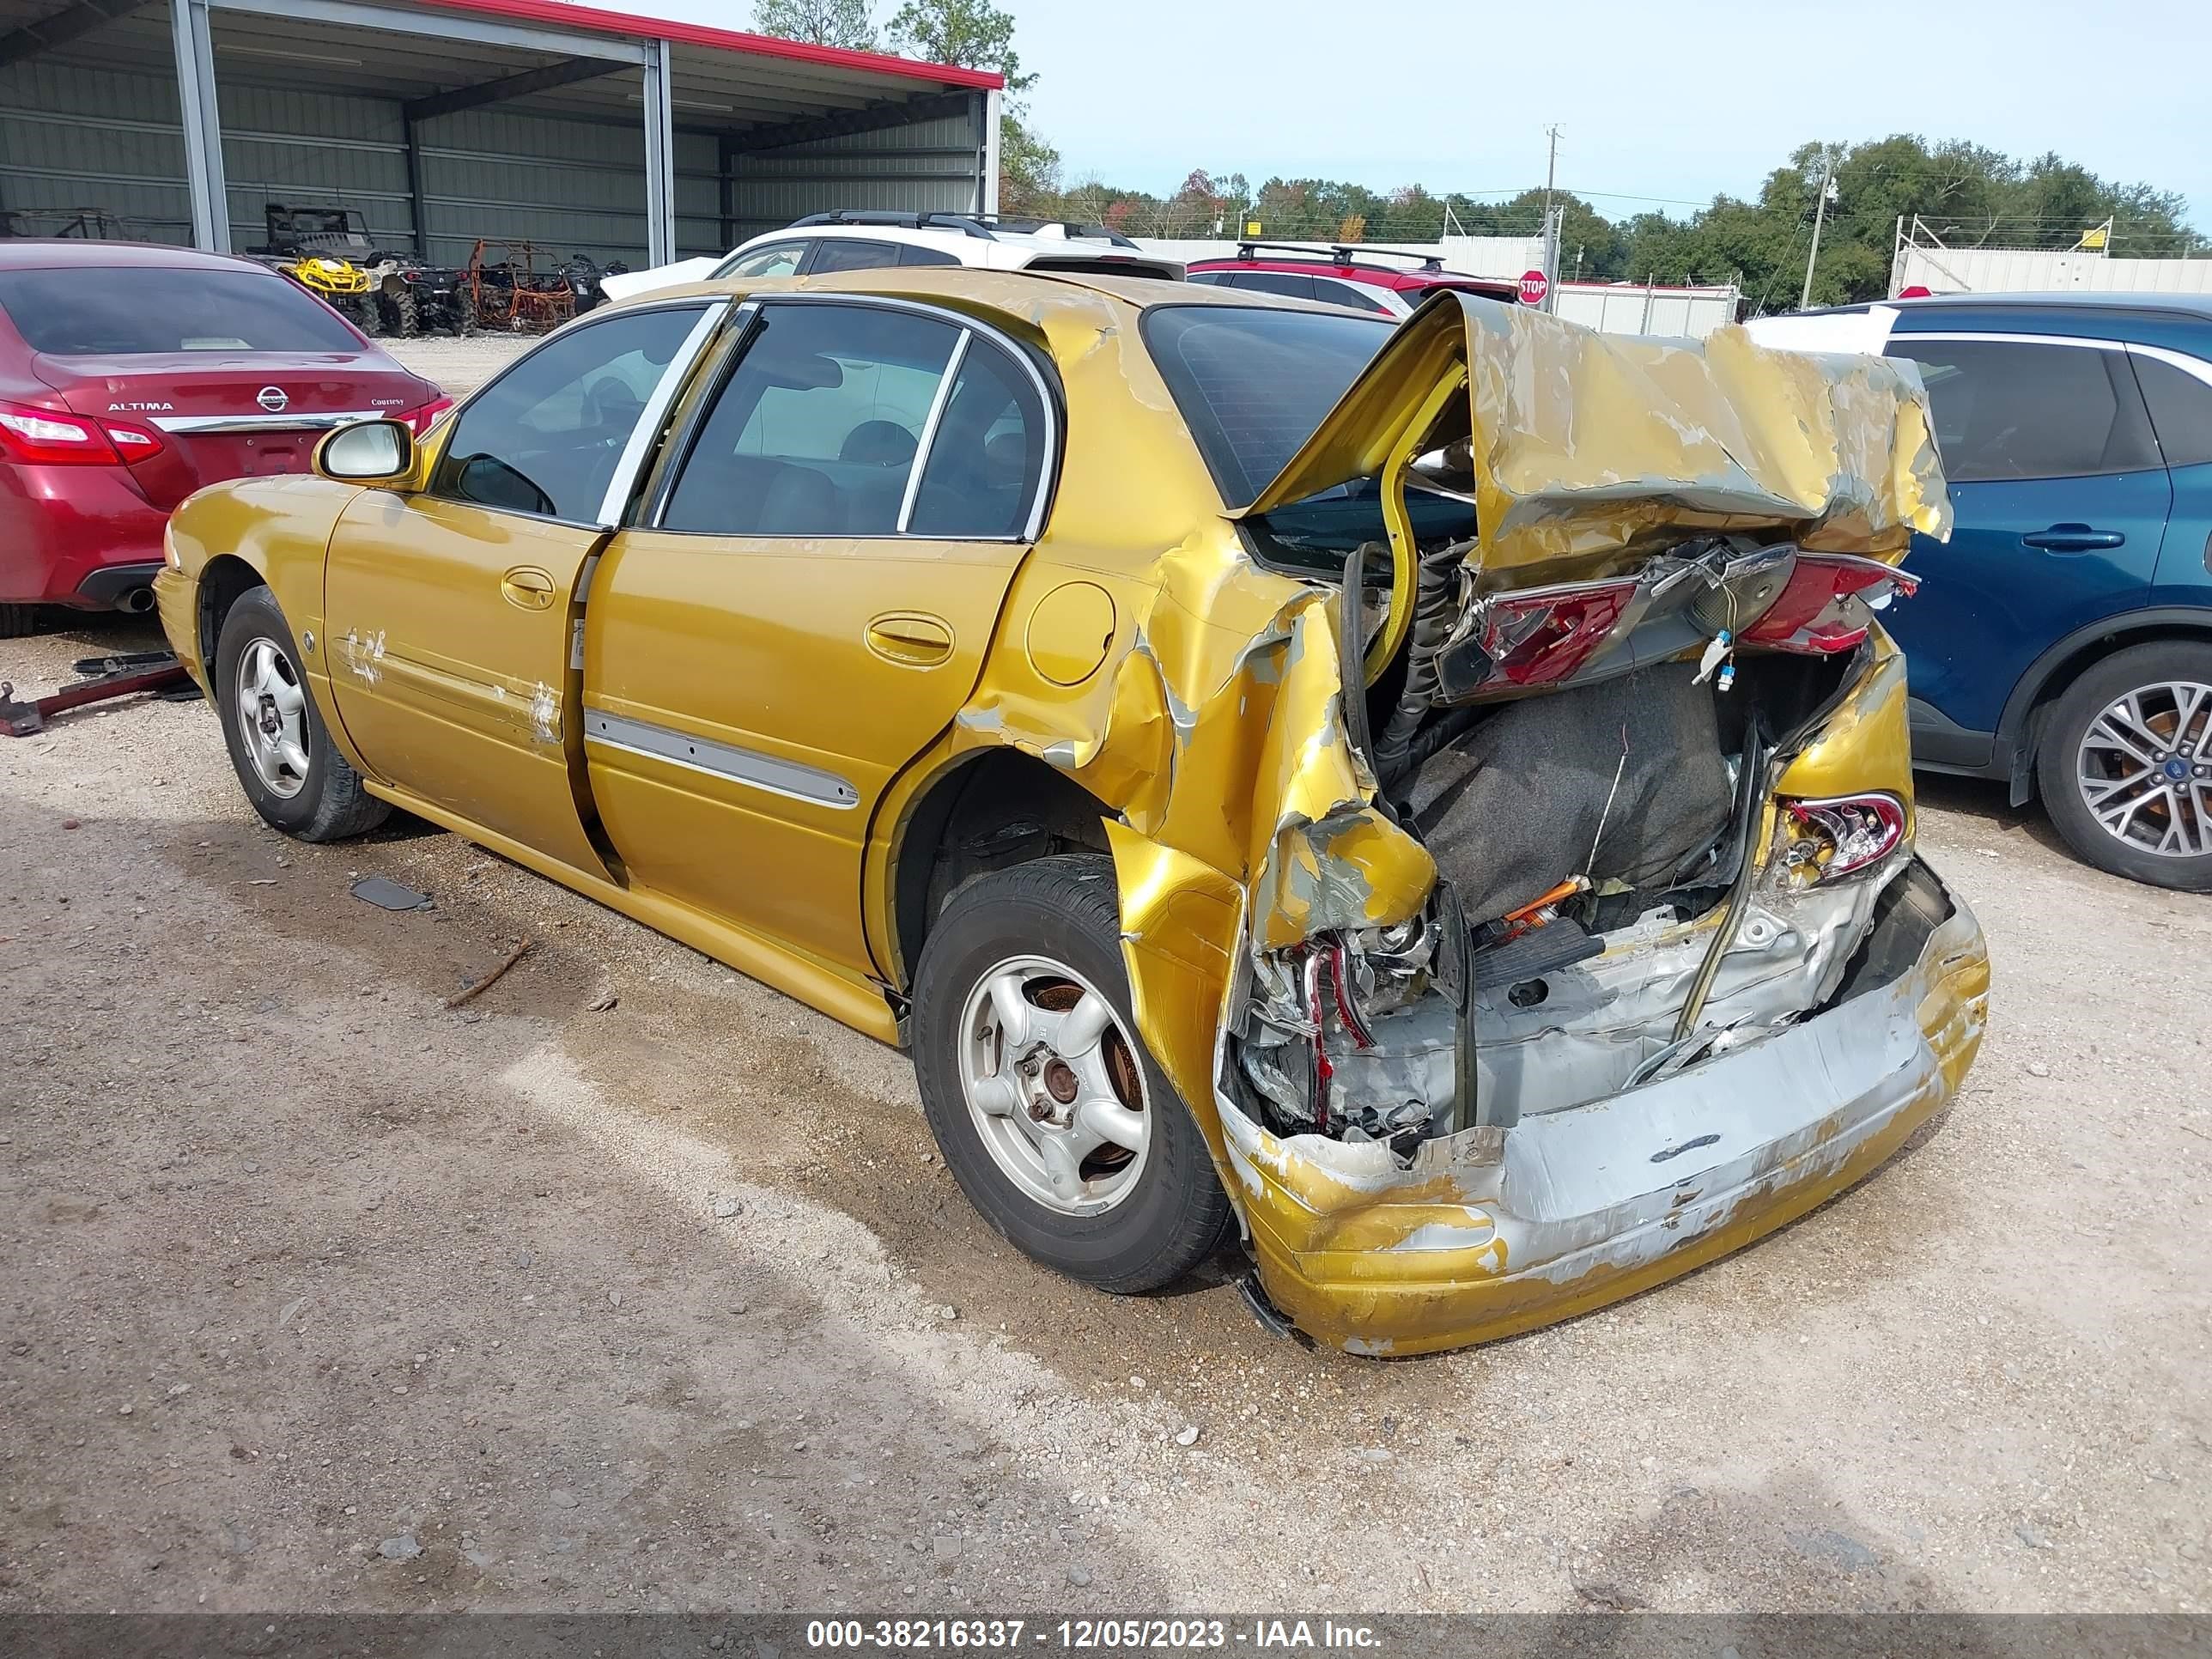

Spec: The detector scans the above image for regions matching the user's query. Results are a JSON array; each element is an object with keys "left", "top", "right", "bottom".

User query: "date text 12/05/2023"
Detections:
[{"left": 805, "top": 1620, "right": 1385, "bottom": 1650}]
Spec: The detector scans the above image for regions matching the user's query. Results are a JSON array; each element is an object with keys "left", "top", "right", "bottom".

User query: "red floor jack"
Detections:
[{"left": 0, "top": 650, "right": 196, "bottom": 737}]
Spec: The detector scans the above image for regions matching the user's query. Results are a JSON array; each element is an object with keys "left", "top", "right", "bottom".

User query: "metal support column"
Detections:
[
  {"left": 169, "top": 0, "right": 228, "bottom": 251},
  {"left": 403, "top": 114, "right": 428, "bottom": 259},
  {"left": 981, "top": 87, "right": 1002, "bottom": 216},
  {"left": 640, "top": 38, "right": 675, "bottom": 267}
]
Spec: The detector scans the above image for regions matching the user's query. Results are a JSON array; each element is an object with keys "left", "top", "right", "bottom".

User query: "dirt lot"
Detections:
[{"left": 1, "top": 335, "right": 2208, "bottom": 1616}]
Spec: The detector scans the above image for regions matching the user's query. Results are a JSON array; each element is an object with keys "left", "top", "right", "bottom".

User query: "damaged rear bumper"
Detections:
[{"left": 1219, "top": 857, "right": 1989, "bottom": 1356}]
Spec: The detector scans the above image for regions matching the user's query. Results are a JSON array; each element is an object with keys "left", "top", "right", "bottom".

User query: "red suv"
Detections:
[
  {"left": 0, "top": 241, "right": 448, "bottom": 635},
  {"left": 1186, "top": 242, "right": 1520, "bottom": 316}
]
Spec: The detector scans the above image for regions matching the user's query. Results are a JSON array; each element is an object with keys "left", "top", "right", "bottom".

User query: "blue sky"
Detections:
[{"left": 637, "top": 0, "right": 2212, "bottom": 231}]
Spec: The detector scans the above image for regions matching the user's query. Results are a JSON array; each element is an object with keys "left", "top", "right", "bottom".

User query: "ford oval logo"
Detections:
[{"left": 256, "top": 386, "right": 288, "bottom": 413}]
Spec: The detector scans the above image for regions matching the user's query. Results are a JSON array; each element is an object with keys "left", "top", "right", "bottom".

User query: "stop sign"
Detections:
[{"left": 1517, "top": 269, "right": 1550, "bottom": 307}]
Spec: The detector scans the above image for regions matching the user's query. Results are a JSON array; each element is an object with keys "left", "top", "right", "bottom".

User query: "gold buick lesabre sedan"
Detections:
[{"left": 156, "top": 267, "right": 1989, "bottom": 1356}]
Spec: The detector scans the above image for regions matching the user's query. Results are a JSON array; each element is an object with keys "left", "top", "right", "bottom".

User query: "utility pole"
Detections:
[
  {"left": 1541, "top": 123, "right": 1561, "bottom": 311},
  {"left": 1800, "top": 149, "right": 1835, "bottom": 311}
]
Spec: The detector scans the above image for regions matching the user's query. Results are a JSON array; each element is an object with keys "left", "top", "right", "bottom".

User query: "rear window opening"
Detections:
[
  {"left": 1140, "top": 303, "right": 1393, "bottom": 505},
  {"left": 0, "top": 264, "right": 363, "bottom": 356}
]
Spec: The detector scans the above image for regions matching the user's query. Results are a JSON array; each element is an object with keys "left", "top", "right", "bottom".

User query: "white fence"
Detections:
[
  {"left": 1892, "top": 244, "right": 2212, "bottom": 297},
  {"left": 1887, "top": 218, "right": 2212, "bottom": 298},
  {"left": 1555, "top": 282, "right": 1738, "bottom": 337}
]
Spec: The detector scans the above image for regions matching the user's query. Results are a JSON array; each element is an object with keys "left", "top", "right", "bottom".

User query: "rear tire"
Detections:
[
  {"left": 2037, "top": 640, "right": 2212, "bottom": 890},
  {"left": 912, "top": 854, "right": 1232, "bottom": 1295},
  {"left": 213, "top": 586, "right": 390, "bottom": 843},
  {"left": 0, "top": 603, "right": 46, "bottom": 639},
  {"left": 380, "top": 283, "right": 417, "bottom": 337}
]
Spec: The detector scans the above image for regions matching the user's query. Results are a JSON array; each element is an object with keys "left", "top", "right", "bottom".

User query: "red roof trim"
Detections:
[{"left": 408, "top": 0, "right": 1005, "bottom": 90}]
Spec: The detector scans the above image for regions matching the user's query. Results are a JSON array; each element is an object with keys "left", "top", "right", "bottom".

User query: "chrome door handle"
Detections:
[
  {"left": 500, "top": 566, "right": 556, "bottom": 609},
  {"left": 2021, "top": 525, "right": 2124, "bottom": 552},
  {"left": 866, "top": 614, "right": 954, "bottom": 666}
]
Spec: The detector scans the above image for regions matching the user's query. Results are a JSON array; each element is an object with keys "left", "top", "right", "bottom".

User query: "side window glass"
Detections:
[
  {"left": 434, "top": 305, "right": 705, "bottom": 521},
  {"left": 1311, "top": 278, "right": 1391, "bottom": 314},
  {"left": 809, "top": 239, "right": 901, "bottom": 274},
  {"left": 908, "top": 337, "right": 1049, "bottom": 539},
  {"left": 2130, "top": 353, "right": 2212, "bottom": 469},
  {"left": 898, "top": 243, "right": 962, "bottom": 268},
  {"left": 661, "top": 302, "right": 959, "bottom": 537},
  {"left": 1893, "top": 338, "right": 2158, "bottom": 483},
  {"left": 1232, "top": 271, "right": 1317, "bottom": 301},
  {"left": 716, "top": 241, "right": 805, "bottom": 279}
]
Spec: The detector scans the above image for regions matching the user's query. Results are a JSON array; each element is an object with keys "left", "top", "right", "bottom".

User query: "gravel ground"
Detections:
[
  {"left": 0, "top": 333, "right": 2206, "bottom": 1614},
  {"left": 386, "top": 335, "right": 535, "bottom": 398}
]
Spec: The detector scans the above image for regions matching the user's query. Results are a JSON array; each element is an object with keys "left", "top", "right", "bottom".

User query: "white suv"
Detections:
[{"left": 599, "top": 211, "right": 1183, "bottom": 301}]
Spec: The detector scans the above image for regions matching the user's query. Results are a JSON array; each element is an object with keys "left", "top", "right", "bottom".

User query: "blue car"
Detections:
[{"left": 1774, "top": 294, "right": 2212, "bottom": 889}]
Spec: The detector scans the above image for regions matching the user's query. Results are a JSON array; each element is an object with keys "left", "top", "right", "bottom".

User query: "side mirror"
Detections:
[{"left": 315, "top": 418, "right": 414, "bottom": 483}]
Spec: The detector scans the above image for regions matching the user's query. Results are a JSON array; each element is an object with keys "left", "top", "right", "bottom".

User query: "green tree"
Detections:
[
  {"left": 882, "top": 0, "right": 1045, "bottom": 210},
  {"left": 750, "top": 0, "right": 877, "bottom": 51},
  {"left": 884, "top": 0, "right": 1033, "bottom": 90},
  {"left": 998, "top": 110, "right": 1061, "bottom": 216}
]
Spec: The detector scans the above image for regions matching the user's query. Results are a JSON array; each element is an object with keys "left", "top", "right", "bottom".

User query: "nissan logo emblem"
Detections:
[{"left": 257, "top": 386, "right": 288, "bottom": 413}]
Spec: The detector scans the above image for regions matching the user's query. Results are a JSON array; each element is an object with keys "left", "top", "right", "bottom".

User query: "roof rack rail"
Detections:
[
  {"left": 786, "top": 210, "right": 998, "bottom": 240},
  {"left": 970, "top": 214, "right": 1141, "bottom": 250},
  {"left": 1235, "top": 240, "right": 1446, "bottom": 273}
]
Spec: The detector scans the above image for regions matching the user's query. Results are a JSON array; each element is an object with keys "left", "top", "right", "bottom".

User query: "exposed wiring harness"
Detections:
[{"left": 1370, "top": 537, "right": 1474, "bottom": 789}]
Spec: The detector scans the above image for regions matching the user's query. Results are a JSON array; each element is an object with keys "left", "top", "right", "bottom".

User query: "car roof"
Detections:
[
  {"left": 744, "top": 221, "right": 1144, "bottom": 263},
  {"left": 0, "top": 240, "right": 274, "bottom": 273},
  {"left": 1189, "top": 255, "right": 1415, "bottom": 285},
  {"left": 1816, "top": 290, "right": 2212, "bottom": 324},
  {"left": 643, "top": 262, "right": 1394, "bottom": 324},
  {"left": 1189, "top": 255, "right": 1520, "bottom": 296}
]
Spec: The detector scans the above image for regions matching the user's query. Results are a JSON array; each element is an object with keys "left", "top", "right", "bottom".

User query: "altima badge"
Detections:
[{"left": 257, "top": 386, "right": 288, "bottom": 413}]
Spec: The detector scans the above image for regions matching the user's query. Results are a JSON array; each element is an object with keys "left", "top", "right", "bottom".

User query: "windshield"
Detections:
[
  {"left": 0, "top": 265, "right": 363, "bottom": 355},
  {"left": 1141, "top": 303, "right": 1391, "bottom": 506}
]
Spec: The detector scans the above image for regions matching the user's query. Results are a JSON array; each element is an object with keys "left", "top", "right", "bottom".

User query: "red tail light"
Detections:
[
  {"left": 1467, "top": 577, "right": 1640, "bottom": 689},
  {"left": 0, "top": 398, "right": 118, "bottom": 465},
  {"left": 398, "top": 396, "right": 454, "bottom": 437},
  {"left": 0, "top": 398, "right": 167, "bottom": 466},
  {"left": 1741, "top": 553, "right": 1919, "bottom": 654},
  {"left": 1781, "top": 793, "right": 1906, "bottom": 883},
  {"left": 100, "top": 417, "right": 166, "bottom": 465}
]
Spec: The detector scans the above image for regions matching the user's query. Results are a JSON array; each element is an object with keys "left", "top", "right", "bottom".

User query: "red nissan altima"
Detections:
[{"left": 0, "top": 241, "right": 450, "bottom": 636}]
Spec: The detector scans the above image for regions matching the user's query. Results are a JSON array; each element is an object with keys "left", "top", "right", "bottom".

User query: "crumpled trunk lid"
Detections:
[{"left": 1234, "top": 289, "right": 1951, "bottom": 591}]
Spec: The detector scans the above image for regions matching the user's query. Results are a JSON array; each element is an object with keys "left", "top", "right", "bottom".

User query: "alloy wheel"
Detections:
[
  {"left": 955, "top": 954, "right": 1152, "bottom": 1216},
  {"left": 2075, "top": 679, "right": 2212, "bottom": 858},
  {"left": 234, "top": 635, "right": 311, "bottom": 799}
]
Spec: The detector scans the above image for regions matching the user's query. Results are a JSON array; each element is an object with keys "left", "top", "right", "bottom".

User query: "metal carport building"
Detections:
[{"left": 0, "top": 0, "right": 1003, "bottom": 270}]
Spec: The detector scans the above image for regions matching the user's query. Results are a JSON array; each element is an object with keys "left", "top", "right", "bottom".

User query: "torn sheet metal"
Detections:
[
  {"left": 1219, "top": 865, "right": 1988, "bottom": 1356},
  {"left": 1240, "top": 290, "right": 1951, "bottom": 578}
]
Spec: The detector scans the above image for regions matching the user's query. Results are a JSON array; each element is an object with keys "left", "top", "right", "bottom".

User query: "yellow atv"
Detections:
[
  {"left": 274, "top": 252, "right": 381, "bottom": 334},
  {"left": 251, "top": 204, "right": 394, "bottom": 336}
]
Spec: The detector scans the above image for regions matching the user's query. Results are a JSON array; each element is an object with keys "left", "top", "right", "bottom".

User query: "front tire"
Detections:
[
  {"left": 213, "top": 586, "right": 390, "bottom": 842},
  {"left": 2038, "top": 640, "right": 2212, "bottom": 890},
  {"left": 912, "top": 854, "right": 1232, "bottom": 1294}
]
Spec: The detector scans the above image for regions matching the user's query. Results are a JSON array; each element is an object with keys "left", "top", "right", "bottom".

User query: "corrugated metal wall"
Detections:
[
  {"left": 1, "top": 58, "right": 196, "bottom": 243},
  {"left": 3, "top": 56, "right": 981, "bottom": 269},
  {"left": 726, "top": 106, "right": 983, "bottom": 243},
  {"left": 412, "top": 104, "right": 714, "bottom": 267}
]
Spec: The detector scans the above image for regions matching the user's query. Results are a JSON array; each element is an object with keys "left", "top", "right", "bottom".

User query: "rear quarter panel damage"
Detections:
[{"left": 932, "top": 289, "right": 1980, "bottom": 1349}]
